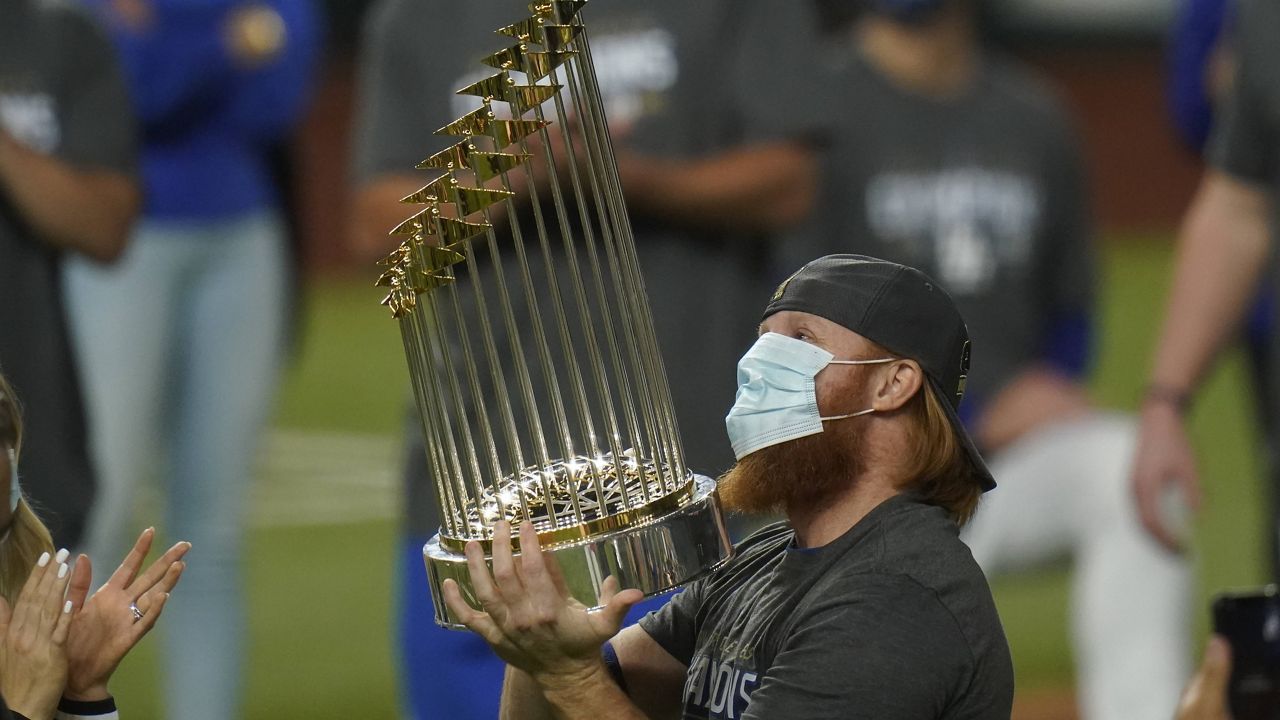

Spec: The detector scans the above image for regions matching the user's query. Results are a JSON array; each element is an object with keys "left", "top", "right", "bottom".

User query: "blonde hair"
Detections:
[
  {"left": 901, "top": 383, "right": 983, "bottom": 526},
  {"left": 0, "top": 371, "right": 56, "bottom": 606}
]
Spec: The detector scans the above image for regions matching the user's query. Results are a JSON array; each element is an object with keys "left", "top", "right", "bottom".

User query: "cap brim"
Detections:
[{"left": 926, "top": 377, "right": 996, "bottom": 492}]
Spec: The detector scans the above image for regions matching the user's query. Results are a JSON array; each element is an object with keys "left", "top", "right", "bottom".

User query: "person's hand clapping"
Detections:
[
  {"left": 0, "top": 550, "right": 74, "bottom": 719},
  {"left": 63, "top": 528, "right": 189, "bottom": 702},
  {"left": 442, "top": 521, "right": 642, "bottom": 686}
]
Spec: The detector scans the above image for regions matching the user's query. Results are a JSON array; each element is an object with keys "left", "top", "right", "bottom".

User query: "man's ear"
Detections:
[{"left": 871, "top": 360, "right": 925, "bottom": 413}]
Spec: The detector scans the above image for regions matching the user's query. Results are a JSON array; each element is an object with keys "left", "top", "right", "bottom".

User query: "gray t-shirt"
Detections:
[
  {"left": 1208, "top": 0, "right": 1280, "bottom": 193},
  {"left": 639, "top": 494, "right": 1014, "bottom": 719},
  {"left": 354, "top": 0, "right": 828, "bottom": 536},
  {"left": 783, "top": 48, "right": 1094, "bottom": 415},
  {"left": 0, "top": 0, "right": 136, "bottom": 545}
]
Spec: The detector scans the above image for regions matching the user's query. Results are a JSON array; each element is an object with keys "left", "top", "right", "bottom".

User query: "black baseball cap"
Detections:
[{"left": 763, "top": 254, "right": 995, "bottom": 492}]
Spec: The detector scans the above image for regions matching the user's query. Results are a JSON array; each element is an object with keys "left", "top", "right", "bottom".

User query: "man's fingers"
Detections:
[
  {"left": 67, "top": 554, "right": 92, "bottom": 614},
  {"left": 464, "top": 539, "right": 503, "bottom": 615},
  {"left": 490, "top": 521, "right": 526, "bottom": 605},
  {"left": 107, "top": 527, "right": 155, "bottom": 589},
  {"left": 593, "top": 585, "right": 644, "bottom": 637},
  {"left": 442, "top": 579, "right": 505, "bottom": 646},
  {"left": 126, "top": 541, "right": 191, "bottom": 599},
  {"left": 518, "top": 521, "right": 558, "bottom": 600}
]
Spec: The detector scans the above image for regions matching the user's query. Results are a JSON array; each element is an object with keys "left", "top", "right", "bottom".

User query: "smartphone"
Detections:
[{"left": 1213, "top": 587, "right": 1280, "bottom": 719}]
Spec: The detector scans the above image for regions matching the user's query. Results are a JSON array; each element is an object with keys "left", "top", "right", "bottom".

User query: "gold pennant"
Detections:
[
  {"left": 381, "top": 286, "right": 418, "bottom": 318},
  {"left": 480, "top": 44, "right": 575, "bottom": 82},
  {"left": 404, "top": 264, "right": 457, "bottom": 294},
  {"left": 416, "top": 141, "right": 472, "bottom": 171},
  {"left": 400, "top": 174, "right": 454, "bottom": 205},
  {"left": 489, "top": 118, "right": 548, "bottom": 148},
  {"left": 529, "top": 0, "right": 587, "bottom": 24},
  {"left": 389, "top": 207, "right": 433, "bottom": 236},
  {"left": 481, "top": 45, "right": 526, "bottom": 72},
  {"left": 431, "top": 215, "right": 492, "bottom": 246},
  {"left": 497, "top": 18, "right": 582, "bottom": 53},
  {"left": 451, "top": 185, "right": 515, "bottom": 216},
  {"left": 521, "top": 51, "right": 577, "bottom": 82},
  {"left": 436, "top": 106, "right": 494, "bottom": 137},
  {"left": 457, "top": 72, "right": 513, "bottom": 100},
  {"left": 456, "top": 72, "right": 561, "bottom": 115},
  {"left": 416, "top": 245, "right": 467, "bottom": 272},
  {"left": 469, "top": 151, "right": 530, "bottom": 182}
]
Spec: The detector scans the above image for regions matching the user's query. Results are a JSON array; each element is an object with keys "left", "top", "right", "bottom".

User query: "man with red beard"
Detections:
[{"left": 444, "top": 255, "right": 1014, "bottom": 719}]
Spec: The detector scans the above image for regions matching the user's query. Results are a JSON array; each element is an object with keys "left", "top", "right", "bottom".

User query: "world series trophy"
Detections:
[{"left": 376, "top": 0, "right": 734, "bottom": 628}]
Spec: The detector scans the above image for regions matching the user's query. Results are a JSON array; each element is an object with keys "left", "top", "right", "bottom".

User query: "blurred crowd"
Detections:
[{"left": 0, "top": 0, "right": 1276, "bottom": 717}]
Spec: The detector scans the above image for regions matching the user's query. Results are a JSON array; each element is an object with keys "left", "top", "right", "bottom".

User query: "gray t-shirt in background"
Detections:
[
  {"left": 783, "top": 48, "right": 1094, "bottom": 416},
  {"left": 354, "top": 0, "right": 829, "bottom": 538},
  {"left": 0, "top": 0, "right": 136, "bottom": 545},
  {"left": 1206, "top": 0, "right": 1280, "bottom": 446},
  {"left": 639, "top": 494, "right": 1015, "bottom": 719}
]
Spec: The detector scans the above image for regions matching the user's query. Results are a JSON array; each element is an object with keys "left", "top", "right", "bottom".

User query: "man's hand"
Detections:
[
  {"left": 1176, "top": 636, "right": 1232, "bottom": 720},
  {"left": 63, "top": 528, "right": 190, "bottom": 702},
  {"left": 0, "top": 551, "right": 74, "bottom": 719},
  {"left": 974, "top": 366, "right": 1092, "bottom": 453},
  {"left": 1132, "top": 401, "right": 1200, "bottom": 553},
  {"left": 442, "top": 521, "right": 642, "bottom": 684}
]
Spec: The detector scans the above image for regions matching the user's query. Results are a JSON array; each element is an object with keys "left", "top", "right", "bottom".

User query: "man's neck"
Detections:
[
  {"left": 854, "top": 14, "right": 980, "bottom": 99},
  {"left": 788, "top": 473, "right": 901, "bottom": 549}
]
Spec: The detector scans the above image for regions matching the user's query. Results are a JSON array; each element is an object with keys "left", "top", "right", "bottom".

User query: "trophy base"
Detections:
[{"left": 424, "top": 474, "right": 733, "bottom": 629}]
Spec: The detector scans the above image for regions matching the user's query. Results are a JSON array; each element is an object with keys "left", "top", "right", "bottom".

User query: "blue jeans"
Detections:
[
  {"left": 64, "top": 211, "right": 287, "bottom": 719},
  {"left": 398, "top": 536, "right": 674, "bottom": 719}
]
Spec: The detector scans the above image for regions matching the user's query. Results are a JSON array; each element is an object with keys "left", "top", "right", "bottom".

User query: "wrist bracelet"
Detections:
[{"left": 1144, "top": 384, "right": 1191, "bottom": 414}]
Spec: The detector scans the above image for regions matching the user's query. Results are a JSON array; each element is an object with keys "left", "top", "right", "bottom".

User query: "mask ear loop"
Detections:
[
  {"left": 818, "top": 357, "right": 899, "bottom": 422},
  {"left": 2, "top": 446, "right": 16, "bottom": 544}
]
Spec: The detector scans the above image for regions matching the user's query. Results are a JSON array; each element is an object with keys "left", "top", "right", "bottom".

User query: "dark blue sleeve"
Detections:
[
  {"left": 1041, "top": 308, "right": 1092, "bottom": 380},
  {"left": 91, "top": 3, "right": 236, "bottom": 130},
  {"left": 1166, "top": 0, "right": 1231, "bottom": 152},
  {"left": 222, "top": 0, "right": 324, "bottom": 142}
]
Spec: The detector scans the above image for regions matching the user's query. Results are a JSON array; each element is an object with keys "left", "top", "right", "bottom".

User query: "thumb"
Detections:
[
  {"left": 1200, "top": 635, "right": 1233, "bottom": 697},
  {"left": 593, "top": 577, "right": 644, "bottom": 636},
  {"left": 1178, "top": 635, "right": 1233, "bottom": 719}
]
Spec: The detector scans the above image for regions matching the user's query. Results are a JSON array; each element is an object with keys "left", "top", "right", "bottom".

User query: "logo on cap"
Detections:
[
  {"left": 956, "top": 340, "right": 971, "bottom": 402},
  {"left": 772, "top": 270, "right": 799, "bottom": 303}
]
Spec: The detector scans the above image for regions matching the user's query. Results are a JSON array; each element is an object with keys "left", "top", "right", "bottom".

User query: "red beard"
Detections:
[{"left": 717, "top": 419, "right": 865, "bottom": 516}]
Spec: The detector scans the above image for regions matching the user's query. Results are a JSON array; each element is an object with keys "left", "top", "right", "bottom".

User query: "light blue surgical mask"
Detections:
[
  {"left": 7, "top": 447, "right": 17, "bottom": 514},
  {"left": 725, "top": 332, "right": 896, "bottom": 460}
]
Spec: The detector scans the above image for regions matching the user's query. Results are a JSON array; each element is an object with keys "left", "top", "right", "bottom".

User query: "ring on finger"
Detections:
[{"left": 129, "top": 602, "right": 144, "bottom": 622}]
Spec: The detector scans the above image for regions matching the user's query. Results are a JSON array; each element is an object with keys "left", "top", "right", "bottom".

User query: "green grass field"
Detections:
[{"left": 106, "top": 237, "right": 1270, "bottom": 717}]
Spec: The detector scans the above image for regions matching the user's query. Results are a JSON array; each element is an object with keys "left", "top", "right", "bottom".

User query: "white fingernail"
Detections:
[
  {"left": 58, "top": 563, "right": 68, "bottom": 579},
  {"left": 37, "top": 552, "right": 50, "bottom": 567},
  {"left": 63, "top": 600, "right": 72, "bottom": 614},
  {"left": 55, "top": 548, "right": 69, "bottom": 564}
]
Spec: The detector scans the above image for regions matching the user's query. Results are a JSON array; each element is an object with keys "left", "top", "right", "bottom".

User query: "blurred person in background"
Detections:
[
  {"left": 787, "top": 1, "right": 1192, "bottom": 718},
  {"left": 0, "top": 0, "right": 140, "bottom": 550},
  {"left": 1165, "top": 0, "right": 1280, "bottom": 586},
  {"left": 1133, "top": 0, "right": 1280, "bottom": 560},
  {"left": 60, "top": 1, "right": 320, "bottom": 716},
  {"left": 0, "top": 369, "right": 190, "bottom": 719},
  {"left": 351, "top": 0, "right": 828, "bottom": 715}
]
